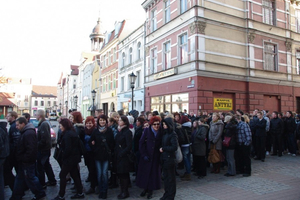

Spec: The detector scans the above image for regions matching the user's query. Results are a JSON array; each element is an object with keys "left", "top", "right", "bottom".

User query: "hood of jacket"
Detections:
[
  {"left": 163, "top": 117, "right": 175, "bottom": 132},
  {"left": 182, "top": 121, "right": 192, "bottom": 128},
  {"left": 199, "top": 123, "right": 209, "bottom": 129},
  {"left": 211, "top": 120, "right": 224, "bottom": 126},
  {"left": 0, "top": 121, "right": 7, "bottom": 132},
  {"left": 74, "top": 123, "right": 84, "bottom": 128},
  {"left": 21, "top": 123, "right": 36, "bottom": 133}
]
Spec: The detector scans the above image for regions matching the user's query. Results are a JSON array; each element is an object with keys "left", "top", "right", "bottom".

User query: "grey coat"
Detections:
[
  {"left": 192, "top": 124, "right": 209, "bottom": 156},
  {"left": 209, "top": 120, "right": 224, "bottom": 150}
]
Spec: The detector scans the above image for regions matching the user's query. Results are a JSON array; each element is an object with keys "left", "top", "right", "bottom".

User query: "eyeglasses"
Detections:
[{"left": 153, "top": 123, "right": 160, "bottom": 126}]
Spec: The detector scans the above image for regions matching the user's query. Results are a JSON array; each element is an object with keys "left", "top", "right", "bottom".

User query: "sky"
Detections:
[{"left": 0, "top": 0, "right": 145, "bottom": 86}]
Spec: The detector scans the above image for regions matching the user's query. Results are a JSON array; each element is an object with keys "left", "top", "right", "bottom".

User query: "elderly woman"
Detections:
[
  {"left": 208, "top": 113, "right": 224, "bottom": 174},
  {"left": 223, "top": 116, "right": 237, "bottom": 177},
  {"left": 136, "top": 116, "right": 163, "bottom": 199},
  {"left": 115, "top": 116, "right": 133, "bottom": 199}
]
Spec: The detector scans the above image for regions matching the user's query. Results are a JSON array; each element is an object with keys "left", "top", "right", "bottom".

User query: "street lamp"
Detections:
[
  {"left": 74, "top": 95, "right": 78, "bottom": 111},
  {"left": 65, "top": 101, "right": 68, "bottom": 116},
  {"left": 91, "top": 90, "right": 96, "bottom": 116},
  {"left": 129, "top": 72, "right": 137, "bottom": 111}
]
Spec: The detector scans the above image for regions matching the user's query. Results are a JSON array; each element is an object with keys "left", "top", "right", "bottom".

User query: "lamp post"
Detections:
[
  {"left": 91, "top": 90, "right": 96, "bottom": 117},
  {"left": 65, "top": 101, "right": 68, "bottom": 116},
  {"left": 74, "top": 95, "right": 78, "bottom": 111},
  {"left": 59, "top": 103, "right": 62, "bottom": 114},
  {"left": 129, "top": 72, "right": 137, "bottom": 111}
]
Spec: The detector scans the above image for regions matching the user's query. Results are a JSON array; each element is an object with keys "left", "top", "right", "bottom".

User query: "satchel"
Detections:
[
  {"left": 53, "top": 145, "right": 62, "bottom": 162},
  {"left": 222, "top": 136, "right": 232, "bottom": 147},
  {"left": 175, "top": 144, "right": 183, "bottom": 164},
  {"left": 208, "top": 144, "right": 220, "bottom": 164}
]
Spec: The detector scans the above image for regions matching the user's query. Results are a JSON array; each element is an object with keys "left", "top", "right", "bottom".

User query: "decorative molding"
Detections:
[
  {"left": 248, "top": 33, "right": 255, "bottom": 43},
  {"left": 189, "top": 21, "right": 206, "bottom": 34},
  {"left": 285, "top": 41, "right": 292, "bottom": 52}
]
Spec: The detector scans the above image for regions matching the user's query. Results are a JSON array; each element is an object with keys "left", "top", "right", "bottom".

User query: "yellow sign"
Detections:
[
  {"left": 213, "top": 98, "right": 233, "bottom": 110},
  {"left": 153, "top": 68, "right": 175, "bottom": 80}
]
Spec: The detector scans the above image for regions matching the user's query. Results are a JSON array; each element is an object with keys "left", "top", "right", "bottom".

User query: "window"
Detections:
[
  {"left": 179, "top": 34, "right": 188, "bottom": 64},
  {"left": 129, "top": 48, "right": 133, "bottom": 64},
  {"left": 151, "top": 48, "right": 158, "bottom": 74},
  {"left": 121, "top": 77, "right": 124, "bottom": 91},
  {"left": 165, "top": 0, "right": 171, "bottom": 23},
  {"left": 262, "top": 0, "right": 275, "bottom": 25},
  {"left": 151, "top": 93, "right": 189, "bottom": 113},
  {"left": 113, "top": 48, "right": 117, "bottom": 62},
  {"left": 136, "top": 71, "right": 140, "bottom": 88},
  {"left": 296, "top": 10, "right": 300, "bottom": 33},
  {"left": 102, "top": 77, "right": 106, "bottom": 92},
  {"left": 54, "top": 101, "right": 57, "bottom": 106},
  {"left": 128, "top": 74, "right": 131, "bottom": 90},
  {"left": 24, "top": 95, "right": 28, "bottom": 102},
  {"left": 264, "top": 43, "right": 277, "bottom": 71},
  {"left": 164, "top": 41, "right": 171, "bottom": 69},
  {"left": 108, "top": 74, "right": 112, "bottom": 90},
  {"left": 296, "top": 51, "right": 300, "bottom": 74},
  {"left": 108, "top": 51, "right": 111, "bottom": 65},
  {"left": 41, "top": 101, "right": 44, "bottom": 106},
  {"left": 151, "top": 9, "right": 157, "bottom": 32},
  {"left": 113, "top": 73, "right": 116, "bottom": 89},
  {"left": 47, "top": 101, "right": 51, "bottom": 107},
  {"left": 180, "top": 0, "right": 187, "bottom": 14},
  {"left": 103, "top": 55, "right": 106, "bottom": 68},
  {"left": 122, "top": 52, "right": 126, "bottom": 67},
  {"left": 137, "top": 42, "right": 141, "bottom": 60},
  {"left": 34, "top": 100, "right": 38, "bottom": 106}
]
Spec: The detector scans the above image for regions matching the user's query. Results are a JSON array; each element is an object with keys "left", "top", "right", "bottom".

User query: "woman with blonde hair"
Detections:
[{"left": 208, "top": 113, "right": 224, "bottom": 174}]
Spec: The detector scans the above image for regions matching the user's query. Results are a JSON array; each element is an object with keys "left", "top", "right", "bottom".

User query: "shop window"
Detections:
[{"left": 151, "top": 93, "right": 188, "bottom": 113}]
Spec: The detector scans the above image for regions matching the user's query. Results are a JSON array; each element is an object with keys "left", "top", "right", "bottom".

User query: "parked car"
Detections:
[
  {"left": 30, "top": 118, "right": 57, "bottom": 146},
  {"left": 49, "top": 113, "right": 57, "bottom": 121}
]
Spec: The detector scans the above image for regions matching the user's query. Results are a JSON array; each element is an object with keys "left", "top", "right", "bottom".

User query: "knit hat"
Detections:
[{"left": 129, "top": 110, "right": 139, "bottom": 121}]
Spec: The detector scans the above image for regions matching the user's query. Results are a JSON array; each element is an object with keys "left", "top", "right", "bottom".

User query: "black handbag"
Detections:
[{"left": 53, "top": 144, "right": 62, "bottom": 162}]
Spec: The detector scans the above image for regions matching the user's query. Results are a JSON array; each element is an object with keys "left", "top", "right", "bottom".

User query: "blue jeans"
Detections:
[
  {"left": 11, "top": 163, "right": 45, "bottom": 200},
  {"left": 0, "top": 159, "right": 5, "bottom": 200},
  {"left": 181, "top": 146, "right": 191, "bottom": 174},
  {"left": 95, "top": 160, "right": 109, "bottom": 192}
]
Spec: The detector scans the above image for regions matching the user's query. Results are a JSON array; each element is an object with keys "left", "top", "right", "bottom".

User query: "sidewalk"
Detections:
[{"left": 4, "top": 151, "right": 300, "bottom": 200}]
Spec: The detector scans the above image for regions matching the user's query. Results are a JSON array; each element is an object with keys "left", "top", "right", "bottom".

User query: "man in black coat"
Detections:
[
  {"left": 10, "top": 117, "right": 46, "bottom": 200},
  {"left": 0, "top": 121, "right": 9, "bottom": 200},
  {"left": 284, "top": 111, "right": 297, "bottom": 156},
  {"left": 36, "top": 109, "right": 56, "bottom": 188},
  {"left": 4, "top": 111, "right": 20, "bottom": 191},
  {"left": 270, "top": 111, "right": 284, "bottom": 157},
  {"left": 254, "top": 111, "right": 267, "bottom": 162}
]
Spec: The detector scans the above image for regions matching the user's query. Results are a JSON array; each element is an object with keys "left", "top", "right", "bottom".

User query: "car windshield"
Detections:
[{"left": 29, "top": 118, "right": 52, "bottom": 128}]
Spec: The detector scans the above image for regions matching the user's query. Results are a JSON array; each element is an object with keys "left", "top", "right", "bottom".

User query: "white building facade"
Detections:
[{"left": 117, "top": 24, "right": 145, "bottom": 113}]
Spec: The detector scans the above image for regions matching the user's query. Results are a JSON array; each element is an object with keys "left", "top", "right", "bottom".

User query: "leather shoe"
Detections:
[{"left": 140, "top": 189, "right": 147, "bottom": 197}]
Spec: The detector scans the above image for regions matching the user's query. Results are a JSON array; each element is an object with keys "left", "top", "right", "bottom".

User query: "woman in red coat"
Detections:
[{"left": 136, "top": 116, "right": 162, "bottom": 199}]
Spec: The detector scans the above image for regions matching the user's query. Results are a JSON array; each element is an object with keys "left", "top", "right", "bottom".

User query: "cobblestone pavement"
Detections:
[{"left": 4, "top": 150, "right": 300, "bottom": 200}]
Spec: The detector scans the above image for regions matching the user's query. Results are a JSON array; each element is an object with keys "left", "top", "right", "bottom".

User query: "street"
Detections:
[{"left": 4, "top": 123, "right": 300, "bottom": 200}]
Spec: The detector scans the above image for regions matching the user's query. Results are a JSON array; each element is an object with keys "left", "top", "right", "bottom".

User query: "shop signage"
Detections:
[
  {"left": 153, "top": 68, "right": 176, "bottom": 80},
  {"left": 213, "top": 98, "right": 233, "bottom": 110}
]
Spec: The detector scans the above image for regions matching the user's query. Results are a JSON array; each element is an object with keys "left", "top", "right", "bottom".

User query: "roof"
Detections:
[
  {"left": 0, "top": 93, "right": 15, "bottom": 106},
  {"left": 57, "top": 72, "right": 63, "bottom": 84},
  {"left": 70, "top": 65, "right": 79, "bottom": 75},
  {"left": 32, "top": 85, "right": 57, "bottom": 97}
]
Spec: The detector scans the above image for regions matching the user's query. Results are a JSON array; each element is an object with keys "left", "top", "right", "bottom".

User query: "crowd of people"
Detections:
[{"left": 0, "top": 108, "right": 300, "bottom": 200}]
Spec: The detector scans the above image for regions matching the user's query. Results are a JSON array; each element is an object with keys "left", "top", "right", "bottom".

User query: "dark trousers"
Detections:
[
  {"left": 11, "top": 163, "right": 45, "bottom": 200},
  {"left": 84, "top": 152, "right": 97, "bottom": 189},
  {"left": 0, "top": 159, "right": 5, "bottom": 200},
  {"left": 235, "top": 144, "right": 251, "bottom": 175},
  {"left": 3, "top": 155, "right": 17, "bottom": 190},
  {"left": 272, "top": 134, "right": 282, "bottom": 155},
  {"left": 287, "top": 134, "right": 297, "bottom": 154},
  {"left": 161, "top": 164, "right": 176, "bottom": 200},
  {"left": 36, "top": 150, "right": 56, "bottom": 186},
  {"left": 193, "top": 155, "right": 206, "bottom": 176},
  {"left": 265, "top": 132, "right": 272, "bottom": 152},
  {"left": 59, "top": 163, "right": 83, "bottom": 197},
  {"left": 255, "top": 136, "right": 266, "bottom": 159}
]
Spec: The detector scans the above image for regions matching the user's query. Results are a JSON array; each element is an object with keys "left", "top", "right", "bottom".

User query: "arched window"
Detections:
[
  {"left": 137, "top": 42, "right": 141, "bottom": 60},
  {"left": 122, "top": 52, "right": 126, "bottom": 67},
  {"left": 129, "top": 47, "right": 133, "bottom": 64}
]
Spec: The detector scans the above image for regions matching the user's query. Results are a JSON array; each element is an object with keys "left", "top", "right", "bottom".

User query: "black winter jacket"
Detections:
[
  {"left": 89, "top": 127, "right": 114, "bottom": 161},
  {"left": 224, "top": 122, "right": 237, "bottom": 149},
  {"left": 270, "top": 118, "right": 284, "bottom": 135},
  {"left": 16, "top": 123, "right": 38, "bottom": 164},
  {"left": 255, "top": 118, "right": 267, "bottom": 137},
  {"left": 0, "top": 122, "right": 9, "bottom": 159},
  {"left": 37, "top": 119, "right": 52, "bottom": 151},
  {"left": 9, "top": 120, "right": 21, "bottom": 154},
  {"left": 284, "top": 117, "right": 296, "bottom": 135},
  {"left": 61, "top": 129, "right": 82, "bottom": 166},
  {"left": 133, "top": 125, "right": 143, "bottom": 153}
]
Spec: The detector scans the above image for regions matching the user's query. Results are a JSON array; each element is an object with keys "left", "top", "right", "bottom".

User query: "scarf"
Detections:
[
  {"left": 98, "top": 126, "right": 107, "bottom": 133},
  {"left": 118, "top": 125, "right": 127, "bottom": 132},
  {"left": 85, "top": 127, "right": 94, "bottom": 135},
  {"left": 151, "top": 126, "right": 158, "bottom": 138}
]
